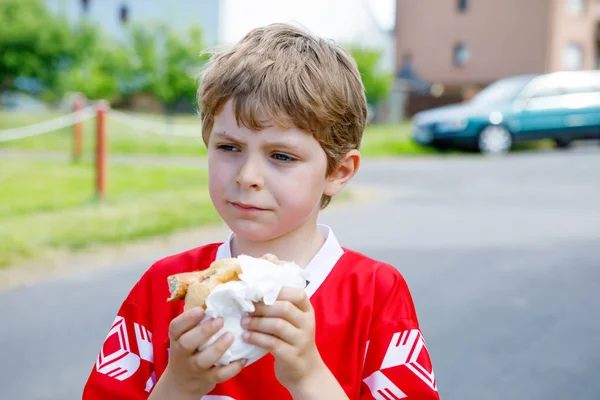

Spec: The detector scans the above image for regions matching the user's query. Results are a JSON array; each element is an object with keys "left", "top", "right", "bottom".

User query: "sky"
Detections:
[
  {"left": 219, "top": 0, "right": 397, "bottom": 70},
  {"left": 220, "top": 0, "right": 396, "bottom": 44}
]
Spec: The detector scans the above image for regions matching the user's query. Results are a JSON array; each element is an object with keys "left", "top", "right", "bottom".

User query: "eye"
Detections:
[
  {"left": 217, "top": 144, "right": 240, "bottom": 152},
  {"left": 272, "top": 153, "right": 296, "bottom": 162}
]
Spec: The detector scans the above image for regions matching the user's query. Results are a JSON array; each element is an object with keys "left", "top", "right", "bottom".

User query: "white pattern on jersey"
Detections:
[
  {"left": 381, "top": 330, "right": 437, "bottom": 391},
  {"left": 145, "top": 371, "right": 157, "bottom": 393},
  {"left": 134, "top": 322, "right": 154, "bottom": 362},
  {"left": 363, "top": 370, "right": 407, "bottom": 400},
  {"left": 95, "top": 316, "right": 141, "bottom": 381}
]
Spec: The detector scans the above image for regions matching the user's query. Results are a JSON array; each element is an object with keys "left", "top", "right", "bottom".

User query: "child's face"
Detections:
[{"left": 207, "top": 99, "right": 333, "bottom": 242}]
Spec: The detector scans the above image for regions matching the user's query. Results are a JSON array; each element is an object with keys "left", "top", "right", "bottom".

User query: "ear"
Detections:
[{"left": 324, "top": 149, "right": 361, "bottom": 197}]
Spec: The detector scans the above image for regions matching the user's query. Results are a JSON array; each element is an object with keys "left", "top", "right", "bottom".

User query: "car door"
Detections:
[
  {"left": 510, "top": 75, "right": 570, "bottom": 141},
  {"left": 559, "top": 73, "right": 600, "bottom": 138}
]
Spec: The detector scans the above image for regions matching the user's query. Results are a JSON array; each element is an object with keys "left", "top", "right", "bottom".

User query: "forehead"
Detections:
[{"left": 212, "top": 99, "right": 316, "bottom": 145}]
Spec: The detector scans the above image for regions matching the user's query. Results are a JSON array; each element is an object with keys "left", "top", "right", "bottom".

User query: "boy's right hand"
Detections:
[{"left": 157, "top": 307, "right": 247, "bottom": 399}]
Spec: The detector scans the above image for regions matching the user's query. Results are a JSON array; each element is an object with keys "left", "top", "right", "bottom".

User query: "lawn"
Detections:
[
  {"left": 0, "top": 159, "right": 219, "bottom": 267},
  {"left": 360, "top": 123, "right": 438, "bottom": 156},
  {"left": 0, "top": 110, "right": 437, "bottom": 157}
]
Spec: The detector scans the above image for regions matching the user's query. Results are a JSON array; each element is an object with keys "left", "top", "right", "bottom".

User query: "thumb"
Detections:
[{"left": 213, "top": 359, "right": 248, "bottom": 383}]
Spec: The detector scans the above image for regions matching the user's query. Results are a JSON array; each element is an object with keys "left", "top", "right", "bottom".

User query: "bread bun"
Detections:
[{"left": 167, "top": 253, "right": 281, "bottom": 311}]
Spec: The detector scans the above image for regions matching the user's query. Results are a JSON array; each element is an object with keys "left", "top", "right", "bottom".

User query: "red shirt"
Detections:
[{"left": 83, "top": 228, "right": 439, "bottom": 399}]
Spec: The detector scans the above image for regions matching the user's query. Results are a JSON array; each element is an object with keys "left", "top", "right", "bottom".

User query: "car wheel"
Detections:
[
  {"left": 477, "top": 125, "right": 513, "bottom": 155},
  {"left": 554, "top": 138, "right": 572, "bottom": 149}
]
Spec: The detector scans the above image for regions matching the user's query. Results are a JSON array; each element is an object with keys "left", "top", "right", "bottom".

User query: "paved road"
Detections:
[{"left": 1, "top": 148, "right": 599, "bottom": 399}]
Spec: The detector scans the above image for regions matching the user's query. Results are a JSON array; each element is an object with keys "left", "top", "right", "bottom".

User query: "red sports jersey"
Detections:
[{"left": 83, "top": 227, "right": 439, "bottom": 399}]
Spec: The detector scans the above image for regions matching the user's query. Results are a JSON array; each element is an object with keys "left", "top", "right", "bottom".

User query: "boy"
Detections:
[{"left": 83, "top": 23, "right": 439, "bottom": 400}]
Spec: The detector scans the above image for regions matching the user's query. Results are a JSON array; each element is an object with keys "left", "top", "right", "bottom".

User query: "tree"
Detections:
[
  {"left": 59, "top": 41, "right": 133, "bottom": 103},
  {"left": 155, "top": 25, "right": 206, "bottom": 109},
  {"left": 58, "top": 22, "right": 132, "bottom": 103},
  {"left": 0, "top": 0, "right": 208, "bottom": 108},
  {"left": 348, "top": 46, "right": 393, "bottom": 106},
  {"left": 125, "top": 22, "right": 207, "bottom": 111},
  {"left": 0, "top": 0, "right": 84, "bottom": 98}
]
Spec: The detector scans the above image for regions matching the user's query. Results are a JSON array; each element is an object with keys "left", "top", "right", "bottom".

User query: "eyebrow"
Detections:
[
  {"left": 263, "top": 140, "right": 302, "bottom": 151},
  {"left": 212, "top": 131, "right": 240, "bottom": 142},
  {"left": 213, "top": 131, "right": 303, "bottom": 151}
]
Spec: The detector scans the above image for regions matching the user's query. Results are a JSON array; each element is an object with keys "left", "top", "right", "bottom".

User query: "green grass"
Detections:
[
  {"left": 0, "top": 159, "right": 219, "bottom": 267},
  {"left": 360, "top": 123, "right": 438, "bottom": 156},
  {"left": 513, "top": 139, "right": 555, "bottom": 152}
]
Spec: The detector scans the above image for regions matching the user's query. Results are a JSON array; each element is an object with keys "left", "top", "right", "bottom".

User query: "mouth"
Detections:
[{"left": 228, "top": 201, "right": 269, "bottom": 212}]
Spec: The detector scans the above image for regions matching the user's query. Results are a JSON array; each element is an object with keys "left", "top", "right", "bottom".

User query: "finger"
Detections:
[
  {"left": 278, "top": 287, "right": 312, "bottom": 312},
  {"left": 168, "top": 307, "right": 205, "bottom": 341},
  {"left": 252, "top": 300, "right": 304, "bottom": 328},
  {"left": 211, "top": 359, "right": 248, "bottom": 383},
  {"left": 176, "top": 317, "right": 224, "bottom": 354},
  {"left": 193, "top": 332, "right": 235, "bottom": 370},
  {"left": 241, "top": 316, "right": 298, "bottom": 344},
  {"left": 243, "top": 330, "right": 295, "bottom": 360}
]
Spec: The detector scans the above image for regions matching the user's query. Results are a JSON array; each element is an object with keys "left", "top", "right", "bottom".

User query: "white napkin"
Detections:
[{"left": 197, "top": 255, "right": 307, "bottom": 366}]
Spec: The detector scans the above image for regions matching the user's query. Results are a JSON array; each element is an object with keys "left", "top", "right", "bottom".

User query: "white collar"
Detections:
[{"left": 214, "top": 224, "right": 344, "bottom": 298}]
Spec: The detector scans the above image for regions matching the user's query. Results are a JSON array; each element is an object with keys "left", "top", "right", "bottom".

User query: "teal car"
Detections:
[{"left": 411, "top": 70, "right": 600, "bottom": 154}]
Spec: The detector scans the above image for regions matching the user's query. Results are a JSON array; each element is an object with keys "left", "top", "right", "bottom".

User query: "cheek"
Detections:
[
  {"left": 207, "top": 154, "right": 229, "bottom": 195},
  {"left": 270, "top": 166, "right": 326, "bottom": 208}
]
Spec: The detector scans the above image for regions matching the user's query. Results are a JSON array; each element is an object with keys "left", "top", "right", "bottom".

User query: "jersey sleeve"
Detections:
[
  {"left": 82, "top": 278, "right": 157, "bottom": 400},
  {"left": 360, "top": 265, "right": 440, "bottom": 400}
]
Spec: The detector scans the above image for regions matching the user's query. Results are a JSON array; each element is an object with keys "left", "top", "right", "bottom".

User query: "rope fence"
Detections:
[
  {"left": 0, "top": 105, "right": 202, "bottom": 143},
  {"left": 0, "top": 106, "right": 97, "bottom": 143}
]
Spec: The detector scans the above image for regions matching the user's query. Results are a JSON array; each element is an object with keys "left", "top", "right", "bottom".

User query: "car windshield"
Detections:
[{"left": 471, "top": 75, "right": 536, "bottom": 107}]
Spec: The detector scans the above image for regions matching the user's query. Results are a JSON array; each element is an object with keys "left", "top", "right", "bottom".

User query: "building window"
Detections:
[
  {"left": 119, "top": 4, "right": 129, "bottom": 24},
  {"left": 566, "top": 0, "right": 586, "bottom": 16},
  {"left": 454, "top": 42, "right": 470, "bottom": 67},
  {"left": 563, "top": 43, "right": 583, "bottom": 70},
  {"left": 458, "top": 0, "right": 469, "bottom": 12},
  {"left": 81, "top": 0, "right": 90, "bottom": 14}
]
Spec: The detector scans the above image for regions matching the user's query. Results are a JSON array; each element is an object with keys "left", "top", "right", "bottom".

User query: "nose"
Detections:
[{"left": 236, "top": 154, "right": 264, "bottom": 190}]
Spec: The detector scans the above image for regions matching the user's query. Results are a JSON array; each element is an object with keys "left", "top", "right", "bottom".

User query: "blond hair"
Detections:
[{"left": 197, "top": 23, "right": 367, "bottom": 208}]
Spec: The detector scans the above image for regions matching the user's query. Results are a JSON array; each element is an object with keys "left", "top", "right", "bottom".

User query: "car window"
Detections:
[
  {"left": 563, "top": 73, "right": 600, "bottom": 94},
  {"left": 471, "top": 75, "right": 535, "bottom": 106},
  {"left": 531, "top": 87, "right": 566, "bottom": 98},
  {"left": 519, "top": 77, "right": 566, "bottom": 99}
]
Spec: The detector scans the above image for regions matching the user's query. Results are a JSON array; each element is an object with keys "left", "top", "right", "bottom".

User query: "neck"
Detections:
[{"left": 230, "top": 220, "right": 326, "bottom": 268}]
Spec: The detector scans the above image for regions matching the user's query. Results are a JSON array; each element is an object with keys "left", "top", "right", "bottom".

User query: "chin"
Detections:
[{"left": 226, "top": 219, "right": 281, "bottom": 242}]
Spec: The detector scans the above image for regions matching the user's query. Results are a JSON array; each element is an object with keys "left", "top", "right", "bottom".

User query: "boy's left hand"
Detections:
[{"left": 241, "top": 287, "right": 326, "bottom": 390}]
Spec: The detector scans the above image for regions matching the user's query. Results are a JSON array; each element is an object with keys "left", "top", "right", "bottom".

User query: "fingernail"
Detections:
[
  {"left": 241, "top": 317, "right": 250, "bottom": 326},
  {"left": 241, "top": 359, "right": 248, "bottom": 366},
  {"left": 242, "top": 332, "right": 250, "bottom": 341},
  {"left": 212, "top": 317, "right": 223, "bottom": 327},
  {"left": 191, "top": 308, "right": 204, "bottom": 319}
]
